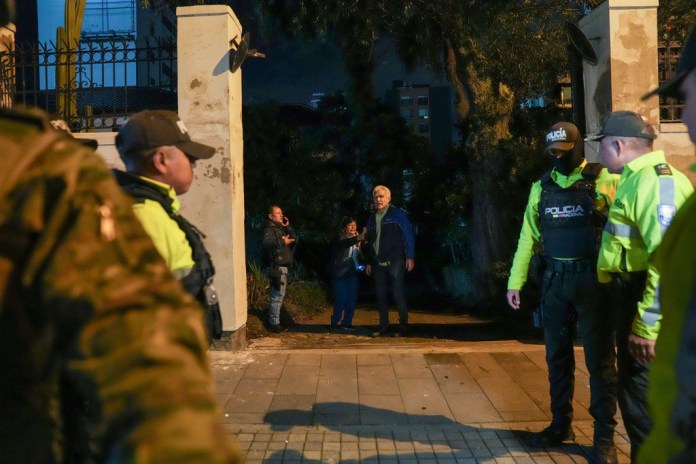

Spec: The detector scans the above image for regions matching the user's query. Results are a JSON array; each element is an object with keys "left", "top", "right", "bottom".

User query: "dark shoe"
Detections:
[
  {"left": 590, "top": 440, "right": 617, "bottom": 464},
  {"left": 393, "top": 326, "right": 408, "bottom": 337},
  {"left": 371, "top": 327, "right": 389, "bottom": 338},
  {"left": 342, "top": 325, "right": 356, "bottom": 331},
  {"left": 528, "top": 424, "right": 575, "bottom": 447},
  {"left": 329, "top": 324, "right": 340, "bottom": 331},
  {"left": 267, "top": 324, "right": 286, "bottom": 333}
]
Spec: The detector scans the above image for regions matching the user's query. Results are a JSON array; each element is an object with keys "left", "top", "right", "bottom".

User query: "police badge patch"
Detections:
[
  {"left": 654, "top": 163, "right": 673, "bottom": 176},
  {"left": 658, "top": 204, "right": 677, "bottom": 227}
]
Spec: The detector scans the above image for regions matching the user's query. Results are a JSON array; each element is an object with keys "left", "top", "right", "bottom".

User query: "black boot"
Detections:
[
  {"left": 591, "top": 437, "right": 617, "bottom": 464},
  {"left": 529, "top": 423, "right": 575, "bottom": 447}
]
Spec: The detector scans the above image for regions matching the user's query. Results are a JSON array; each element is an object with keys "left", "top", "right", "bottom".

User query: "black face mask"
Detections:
[{"left": 547, "top": 142, "right": 584, "bottom": 175}]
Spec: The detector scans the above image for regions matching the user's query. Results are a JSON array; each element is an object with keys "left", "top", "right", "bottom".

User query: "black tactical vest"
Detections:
[
  {"left": 113, "top": 171, "right": 222, "bottom": 340},
  {"left": 538, "top": 163, "right": 606, "bottom": 259}
]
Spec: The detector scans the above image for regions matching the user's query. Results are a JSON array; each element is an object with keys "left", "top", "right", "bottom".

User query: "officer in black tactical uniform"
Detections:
[
  {"left": 506, "top": 122, "right": 619, "bottom": 463},
  {"left": 0, "top": 3, "right": 241, "bottom": 459}
]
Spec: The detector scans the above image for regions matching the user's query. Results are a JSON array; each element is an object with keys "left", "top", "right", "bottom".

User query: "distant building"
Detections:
[
  {"left": 32, "top": 0, "right": 175, "bottom": 44},
  {"left": 24, "top": 0, "right": 175, "bottom": 89},
  {"left": 384, "top": 80, "right": 454, "bottom": 163},
  {"left": 13, "top": 0, "right": 177, "bottom": 129},
  {"left": 309, "top": 92, "right": 325, "bottom": 109}
]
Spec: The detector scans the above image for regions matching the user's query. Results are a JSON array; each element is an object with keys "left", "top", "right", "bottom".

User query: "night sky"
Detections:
[{"left": 240, "top": 34, "right": 444, "bottom": 106}]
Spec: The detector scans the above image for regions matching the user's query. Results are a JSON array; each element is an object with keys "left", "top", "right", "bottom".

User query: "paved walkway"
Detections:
[{"left": 212, "top": 340, "right": 630, "bottom": 463}]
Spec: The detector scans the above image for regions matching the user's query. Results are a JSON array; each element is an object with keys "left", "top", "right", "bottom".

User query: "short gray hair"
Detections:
[{"left": 373, "top": 185, "right": 391, "bottom": 198}]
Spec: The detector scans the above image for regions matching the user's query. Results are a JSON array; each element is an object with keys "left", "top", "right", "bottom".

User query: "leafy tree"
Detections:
[
  {"left": 147, "top": 0, "right": 696, "bottom": 302},
  {"left": 242, "top": 98, "right": 429, "bottom": 277},
  {"left": 657, "top": 0, "right": 696, "bottom": 38},
  {"left": 260, "top": 0, "right": 593, "bottom": 301}
]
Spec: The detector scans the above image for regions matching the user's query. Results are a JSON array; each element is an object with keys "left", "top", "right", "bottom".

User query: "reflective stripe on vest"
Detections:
[
  {"left": 642, "top": 284, "right": 661, "bottom": 327},
  {"left": 604, "top": 221, "right": 640, "bottom": 238},
  {"left": 604, "top": 176, "right": 676, "bottom": 240},
  {"left": 659, "top": 176, "right": 676, "bottom": 236}
]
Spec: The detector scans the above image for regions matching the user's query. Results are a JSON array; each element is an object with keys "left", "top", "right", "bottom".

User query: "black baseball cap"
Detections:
[
  {"left": 585, "top": 111, "right": 657, "bottom": 141},
  {"left": 545, "top": 122, "right": 580, "bottom": 151},
  {"left": 642, "top": 24, "right": 696, "bottom": 100},
  {"left": 116, "top": 110, "right": 215, "bottom": 160}
]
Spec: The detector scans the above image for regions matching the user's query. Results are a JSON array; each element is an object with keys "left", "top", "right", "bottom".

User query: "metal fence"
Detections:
[
  {"left": 657, "top": 40, "right": 685, "bottom": 123},
  {"left": 0, "top": 37, "right": 176, "bottom": 131}
]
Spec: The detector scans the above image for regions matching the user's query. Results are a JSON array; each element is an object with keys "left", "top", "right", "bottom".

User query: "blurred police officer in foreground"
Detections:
[
  {"left": 507, "top": 122, "right": 619, "bottom": 463},
  {"left": 0, "top": 2, "right": 241, "bottom": 461},
  {"left": 589, "top": 110, "right": 693, "bottom": 462},
  {"left": 639, "top": 24, "right": 696, "bottom": 464}
]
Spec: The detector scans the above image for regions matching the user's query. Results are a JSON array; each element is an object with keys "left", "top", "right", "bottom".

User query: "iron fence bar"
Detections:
[{"left": 2, "top": 37, "right": 177, "bottom": 131}]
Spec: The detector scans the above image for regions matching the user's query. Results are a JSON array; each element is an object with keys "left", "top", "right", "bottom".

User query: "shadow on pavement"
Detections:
[{"left": 262, "top": 403, "right": 592, "bottom": 462}]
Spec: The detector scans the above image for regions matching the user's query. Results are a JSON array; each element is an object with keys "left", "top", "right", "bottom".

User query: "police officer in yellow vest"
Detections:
[
  {"left": 507, "top": 122, "right": 620, "bottom": 463},
  {"left": 113, "top": 110, "right": 223, "bottom": 341},
  {"left": 638, "top": 24, "right": 696, "bottom": 463},
  {"left": 588, "top": 111, "right": 694, "bottom": 462}
]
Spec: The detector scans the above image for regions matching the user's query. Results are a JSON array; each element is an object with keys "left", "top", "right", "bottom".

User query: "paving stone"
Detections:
[
  {"left": 303, "top": 441, "right": 322, "bottom": 450},
  {"left": 316, "top": 376, "right": 359, "bottom": 404},
  {"left": 459, "top": 353, "right": 512, "bottom": 380},
  {"left": 223, "top": 412, "right": 268, "bottom": 424},
  {"left": 286, "top": 353, "right": 322, "bottom": 366},
  {"left": 320, "top": 353, "right": 357, "bottom": 377},
  {"left": 476, "top": 376, "right": 542, "bottom": 413},
  {"left": 243, "top": 354, "right": 286, "bottom": 379},
  {"left": 430, "top": 364, "right": 482, "bottom": 395},
  {"left": 445, "top": 392, "right": 502, "bottom": 423},
  {"left": 425, "top": 353, "right": 464, "bottom": 365},
  {"left": 314, "top": 413, "right": 361, "bottom": 425},
  {"left": 213, "top": 363, "right": 247, "bottom": 393},
  {"left": 356, "top": 353, "right": 393, "bottom": 366},
  {"left": 392, "top": 353, "right": 432, "bottom": 379},
  {"left": 275, "top": 365, "right": 319, "bottom": 395},
  {"left": 358, "top": 364, "right": 400, "bottom": 395},
  {"left": 218, "top": 343, "right": 625, "bottom": 463},
  {"left": 399, "top": 377, "right": 453, "bottom": 417},
  {"left": 490, "top": 352, "right": 548, "bottom": 389}
]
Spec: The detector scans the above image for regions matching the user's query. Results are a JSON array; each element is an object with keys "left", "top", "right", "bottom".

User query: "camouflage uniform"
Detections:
[{"left": 0, "top": 107, "right": 242, "bottom": 463}]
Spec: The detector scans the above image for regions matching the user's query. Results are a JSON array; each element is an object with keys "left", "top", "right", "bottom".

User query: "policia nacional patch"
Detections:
[{"left": 655, "top": 163, "right": 673, "bottom": 176}]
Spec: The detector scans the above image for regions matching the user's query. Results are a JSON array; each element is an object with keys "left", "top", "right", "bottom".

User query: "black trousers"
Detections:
[
  {"left": 541, "top": 267, "right": 618, "bottom": 442},
  {"left": 372, "top": 257, "right": 408, "bottom": 330},
  {"left": 609, "top": 272, "right": 652, "bottom": 462}
]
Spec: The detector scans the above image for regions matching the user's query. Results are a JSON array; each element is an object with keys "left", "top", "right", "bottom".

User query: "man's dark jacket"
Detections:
[
  {"left": 364, "top": 206, "right": 415, "bottom": 264},
  {"left": 262, "top": 220, "right": 296, "bottom": 268}
]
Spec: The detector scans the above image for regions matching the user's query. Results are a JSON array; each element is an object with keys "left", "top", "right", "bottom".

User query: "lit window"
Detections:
[{"left": 82, "top": 0, "right": 136, "bottom": 37}]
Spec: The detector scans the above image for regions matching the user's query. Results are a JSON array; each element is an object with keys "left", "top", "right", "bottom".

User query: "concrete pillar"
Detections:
[
  {"left": 581, "top": 0, "right": 694, "bottom": 176},
  {"left": 176, "top": 5, "right": 247, "bottom": 349},
  {"left": 581, "top": 0, "right": 659, "bottom": 160}
]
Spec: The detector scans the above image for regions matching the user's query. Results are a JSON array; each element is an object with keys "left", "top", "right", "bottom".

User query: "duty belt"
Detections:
[{"left": 545, "top": 257, "right": 595, "bottom": 272}]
